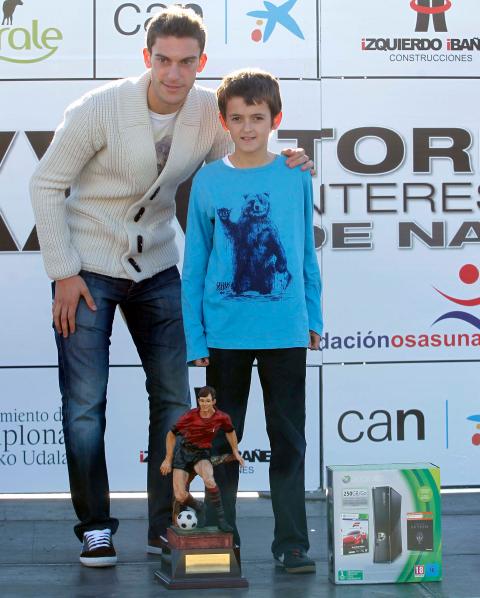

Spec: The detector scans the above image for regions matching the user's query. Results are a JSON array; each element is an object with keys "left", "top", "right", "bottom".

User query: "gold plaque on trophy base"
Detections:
[{"left": 154, "top": 526, "right": 248, "bottom": 589}]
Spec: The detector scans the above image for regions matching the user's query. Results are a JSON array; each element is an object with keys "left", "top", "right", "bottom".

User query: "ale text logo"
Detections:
[{"left": 0, "top": 1, "right": 63, "bottom": 64}]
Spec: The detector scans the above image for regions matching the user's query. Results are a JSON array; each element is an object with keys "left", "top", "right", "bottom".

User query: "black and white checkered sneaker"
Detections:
[{"left": 80, "top": 529, "right": 117, "bottom": 567}]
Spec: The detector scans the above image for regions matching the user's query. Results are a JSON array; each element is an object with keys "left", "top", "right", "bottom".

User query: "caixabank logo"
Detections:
[
  {"left": 361, "top": 0, "right": 480, "bottom": 65},
  {"left": 113, "top": 1, "right": 305, "bottom": 44},
  {"left": 467, "top": 414, "right": 480, "bottom": 446},
  {"left": 105, "top": 1, "right": 317, "bottom": 79},
  {"left": 0, "top": 0, "right": 63, "bottom": 63},
  {"left": 246, "top": 0, "right": 304, "bottom": 43}
]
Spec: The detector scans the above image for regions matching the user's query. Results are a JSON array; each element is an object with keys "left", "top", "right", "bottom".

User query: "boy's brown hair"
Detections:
[
  {"left": 217, "top": 68, "right": 282, "bottom": 123},
  {"left": 146, "top": 6, "right": 207, "bottom": 54},
  {"left": 197, "top": 385, "right": 216, "bottom": 401}
]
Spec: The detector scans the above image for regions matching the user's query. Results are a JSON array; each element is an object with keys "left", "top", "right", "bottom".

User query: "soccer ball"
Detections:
[{"left": 177, "top": 510, "right": 198, "bottom": 530}]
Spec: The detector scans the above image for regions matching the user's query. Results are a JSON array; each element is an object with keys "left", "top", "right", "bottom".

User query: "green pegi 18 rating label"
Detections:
[{"left": 338, "top": 570, "right": 364, "bottom": 581}]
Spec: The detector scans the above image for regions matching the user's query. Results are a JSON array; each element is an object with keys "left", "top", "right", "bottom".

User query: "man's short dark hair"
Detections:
[
  {"left": 217, "top": 68, "right": 282, "bottom": 123},
  {"left": 146, "top": 6, "right": 207, "bottom": 54},
  {"left": 197, "top": 385, "right": 216, "bottom": 401}
]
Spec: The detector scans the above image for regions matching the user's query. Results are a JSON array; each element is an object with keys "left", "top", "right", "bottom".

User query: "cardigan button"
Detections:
[
  {"left": 128, "top": 257, "right": 141, "bottom": 272},
  {"left": 150, "top": 187, "right": 160, "bottom": 200},
  {"left": 134, "top": 207, "right": 145, "bottom": 222},
  {"left": 137, "top": 235, "right": 143, "bottom": 253}
]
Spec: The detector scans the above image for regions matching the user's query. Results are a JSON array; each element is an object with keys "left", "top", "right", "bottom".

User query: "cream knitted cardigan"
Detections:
[{"left": 30, "top": 71, "right": 231, "bottom": 282}]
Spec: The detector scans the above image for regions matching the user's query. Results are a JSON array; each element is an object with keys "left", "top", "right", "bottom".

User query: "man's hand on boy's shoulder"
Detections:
[
  {"left": 281, "top": 147, "right": 315, "bottom": 173},
  {"left": 308, "top": 330, "right": 321, "bottom": 350},
  {"left": 193, "top": 357, "right": 210, "bottom": 366}
]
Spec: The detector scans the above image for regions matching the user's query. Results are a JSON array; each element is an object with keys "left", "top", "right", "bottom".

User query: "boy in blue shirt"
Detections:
[{"left": 181, "top": 69, "right": 322, "bottom": 573}]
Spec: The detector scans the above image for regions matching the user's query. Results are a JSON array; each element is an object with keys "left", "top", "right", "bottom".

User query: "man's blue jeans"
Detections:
[{"left": 53, "top": 267, "right": 190, "bottom": 541}]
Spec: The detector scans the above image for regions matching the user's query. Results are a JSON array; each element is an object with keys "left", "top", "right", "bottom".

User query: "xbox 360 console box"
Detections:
[{"left": 327, "top": 463, "right": 441, "bottom": 584}]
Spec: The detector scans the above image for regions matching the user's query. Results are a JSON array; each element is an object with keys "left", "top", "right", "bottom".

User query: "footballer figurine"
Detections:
[{"left": 160, "top": 385, "right": 244, "bottom": 532}]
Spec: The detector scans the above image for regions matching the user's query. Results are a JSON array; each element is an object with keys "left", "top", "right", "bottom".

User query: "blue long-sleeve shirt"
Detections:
[{"left": 182, "top": 155, "right": 322, "bottom": 362}]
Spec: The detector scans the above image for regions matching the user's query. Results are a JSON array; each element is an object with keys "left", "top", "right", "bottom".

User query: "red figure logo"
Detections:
[
  {"left": 434, "top": 264, "right": 480, "bottom": 308},
  {"left": 410, "top": 0, "right": 452, "bottom": 14},
  {"left": 432, "top": 264, "right": 480, "bottom": 331},
  {"left": 411, "top": 0, "right": 451, "bottom": 32}
]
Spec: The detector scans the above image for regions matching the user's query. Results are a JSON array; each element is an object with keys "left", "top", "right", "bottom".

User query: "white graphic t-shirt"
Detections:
[{"left": 149, "top": 110, "right": 178, "bottom": 175}]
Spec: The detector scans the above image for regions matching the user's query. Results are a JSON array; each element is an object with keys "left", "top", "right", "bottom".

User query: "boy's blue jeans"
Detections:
[
  {"left": 53, "top": 267, "right": 190, "bottom": 541},
  {"left": 206, "top": 347, "right": 309, "bottom": 556}
]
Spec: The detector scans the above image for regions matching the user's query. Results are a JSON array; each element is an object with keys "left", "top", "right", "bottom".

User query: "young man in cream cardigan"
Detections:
[{"left": 30, "top": 6, "right": 309, "bottom": 568}]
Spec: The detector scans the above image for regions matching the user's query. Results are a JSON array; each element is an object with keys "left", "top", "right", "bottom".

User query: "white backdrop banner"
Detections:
[
  {"left": 0, "top": 81, "right": 101, "bottom": 366},
  {"left": 322, "top": 361, "right": 480, "bottom": 486},
  {"left": 320, "top": 78, "right": 480, "bottom": 364},
  {"left": 0, "top": 79, "right": 322, "bottom": 367},
  {"left": 0, "top": 365, "right": 320, "bottom": 492},
  {"left": 0, "top": 0, "right": 479, "bottom": 492}
]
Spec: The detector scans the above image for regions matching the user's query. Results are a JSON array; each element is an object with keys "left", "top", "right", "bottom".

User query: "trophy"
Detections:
[{"left": 154, "top": 386, "right": 248, "bottom": 589}]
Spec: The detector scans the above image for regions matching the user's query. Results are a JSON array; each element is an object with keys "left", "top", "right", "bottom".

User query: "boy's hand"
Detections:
[
  {"left": 233, "top": 450, "right": 245, "bottom": 468},
  {"left": 160, "top": 458, "right": 172, "bottom": 476},
  {"left": 193, "top": 357, "right": 210, "bottom": 366},
  {"left": 308, "top": 330, "right": 321, "bottom": 350},
  {"left": 281, "top": 147, "right": 314, "bottom": 173}
]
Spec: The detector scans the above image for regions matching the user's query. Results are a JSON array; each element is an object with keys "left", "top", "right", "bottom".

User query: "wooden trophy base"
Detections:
[{"left": 154, "top": 526, "right": 248, "bottom": 590}]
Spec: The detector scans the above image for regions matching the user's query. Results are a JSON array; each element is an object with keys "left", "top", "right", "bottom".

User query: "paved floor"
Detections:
[{"left": 0, "top": 493, "right": 478, "bottom": 597}]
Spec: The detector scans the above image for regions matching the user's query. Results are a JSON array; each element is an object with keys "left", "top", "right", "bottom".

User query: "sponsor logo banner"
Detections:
[
  {"left": 318, "top": 78, "right": 480, "bottom": 362},
  {"left": 95, "top": 0, "right": 318, "bottom": 79},
  {"left": 0, "top": 0, "right": 93, "bottom": 79},
  {"left": 323, "top": 362, "right": 480, "bottom": 486},
  {"left": 321, "top": 0, "right": 480, "bottom": 77},
  {"left": 0, "top": 365, "right": 320, "bottom": 492},
  {"left": 0, "top": 369, "right": 68, "bottom": 491}
]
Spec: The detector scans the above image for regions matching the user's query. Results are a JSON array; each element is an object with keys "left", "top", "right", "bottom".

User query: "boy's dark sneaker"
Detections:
[
  {"left": 217, "top": 517, "right": 234, "bottom": 533},
  {"left": 146, "top": 533, "right": 170, "bottom": 555},
  {"left": 274, "top": 548, "right": 316, "bottom": 573},
  {"left": 80, "top": 529, "right": 117, "bottom": 567}
]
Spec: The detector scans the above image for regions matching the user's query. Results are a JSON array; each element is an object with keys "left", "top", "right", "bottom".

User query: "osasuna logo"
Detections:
[
  {"left": 0, "top": 0, "right": 63, "bottom": 63},
  {"left": 411, "top": 0, "right": 451, "bottom": 33}
]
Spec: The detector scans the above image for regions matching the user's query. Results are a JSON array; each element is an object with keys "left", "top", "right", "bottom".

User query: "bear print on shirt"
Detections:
[{"left": 217, "top": 192, "right": 292, "bottom": 298}]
